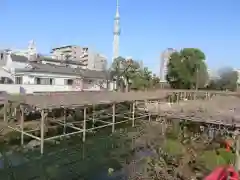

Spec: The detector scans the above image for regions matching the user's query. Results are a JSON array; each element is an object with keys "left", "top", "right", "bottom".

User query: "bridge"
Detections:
[{"left": 1, "top": 89, "right": 240, "bottom": 154}]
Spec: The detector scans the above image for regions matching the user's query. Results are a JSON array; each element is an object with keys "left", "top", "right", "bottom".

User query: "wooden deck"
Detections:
[{"left": 4, "top": 89, "right": 240, "bottom": 109}]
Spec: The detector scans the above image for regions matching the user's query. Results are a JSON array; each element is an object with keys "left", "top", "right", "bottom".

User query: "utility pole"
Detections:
[
  {"left": 194, "top": 67, "right": 199, "bottom": 100},
  {"left": 195, "top": 68, "right": 199, "bottom": 91}
]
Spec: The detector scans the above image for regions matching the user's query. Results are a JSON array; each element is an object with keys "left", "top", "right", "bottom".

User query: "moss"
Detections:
[
  {"left": 164, "top": 139, "right": 184, "bottom": 155},
  {"left": 163, "top": 138, "right": 234, "bottom": 170},
  {"left": 200, "top": 148, "right": 234, "bottom": 170}
]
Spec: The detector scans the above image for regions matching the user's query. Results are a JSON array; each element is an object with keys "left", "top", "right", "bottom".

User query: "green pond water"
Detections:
[{"left": 0, "top": 120, "right": 138, "bottom": 180}]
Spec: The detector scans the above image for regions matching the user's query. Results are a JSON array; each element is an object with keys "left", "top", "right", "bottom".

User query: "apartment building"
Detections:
[
  {"left": 160, "top": 48, "right": 176, "bottom": 82},
  {"left": 51, "top": 45, "right": 86, "bottom": 61},
  {"left": 51, "top": 45, "right": 107, "bottom": 71}
]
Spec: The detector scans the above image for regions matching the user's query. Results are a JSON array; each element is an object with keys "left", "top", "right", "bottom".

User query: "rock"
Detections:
[{"left": 25, "top": 140, "right": 40, "bottom": 149}]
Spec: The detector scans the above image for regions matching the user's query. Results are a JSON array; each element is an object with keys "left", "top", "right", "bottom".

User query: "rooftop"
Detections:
[
  {"left": 10, "top": 54, "right": 107, "bottom": 79},
  {"left": 13, "top": 90, "right": 170, "bottom": 109},
  {"left": 51, "top": 45, "right": 78, "bottom": 51},
  {"left": 7, "top": 89, "right": 240, "bottom": 110},
  {"left": 10, "top": 54, "right": 86, "bottom": 66}
]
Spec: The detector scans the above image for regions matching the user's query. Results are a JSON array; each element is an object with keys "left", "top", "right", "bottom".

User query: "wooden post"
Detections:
[
  {"left": 40, "top": 109, "right": 45, "bottom": 154},
  {"left": 132, "top": 101, "right": 135, "bottom": 127},
  {"left": 14, "top": 108, "right": 17, "bottom": 119},
  {"left": 176, "top": 93, "right": 179, "bottom": 103},
  {"left": 148, "top": 101, "right": 151, "bottom": 122},
  {"left": 112, "top": 103, "right": 115, "bottom": 133},
  {"left": 20, "top": 106, "right": 24, "bottom": 145},
  {"left": 63, "top": 108, "right": 66, "bottom": 135},
  {"left": 92, "top": 105, "right": 95, "bottom": 129},
  {"left": 205, "top": 92, "right": 208, "bottom": 100},
  {"left": 157, "top": 100, "right": 160, "bottom": 120},
  {"left": 3, "top": 101, "right": 7, "bottom": 122},
  {"left": 82, "top": 107, "right": 86, "bottom": 142},
  {"left": 148, "top": 111, "right": 151, "bottom": 122},
  {"left": 161, "top": 117, "right": 166, "bottom": 136}
]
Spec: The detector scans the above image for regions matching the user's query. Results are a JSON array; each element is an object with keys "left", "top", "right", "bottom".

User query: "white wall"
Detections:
[
  {"left": 1, "top": 82, "right": 114, "bottom": 94},
  {"left": 0, "top": 68, "right": 14, "bottom": 80},
  {"left": 0, "top": 84, "right": 102, "bottom": 94},
  {"left": 41, "top": 60, "right": 78, "bottom": 68},
  {"left": 16, "top": 73, "right": 80, "bottom": 85},
  {"left": 0, "top": 84, "right": 75, "bottom": 94}
]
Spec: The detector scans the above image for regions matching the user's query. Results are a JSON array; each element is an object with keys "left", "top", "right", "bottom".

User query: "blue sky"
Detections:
[{"left": 1, "top": 0, "right": 239, "bottom": 74}]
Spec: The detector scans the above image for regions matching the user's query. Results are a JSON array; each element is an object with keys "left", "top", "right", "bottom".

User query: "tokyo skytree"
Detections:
[{"left": 112, "top": 0, "right": 120, "bottom": 61}]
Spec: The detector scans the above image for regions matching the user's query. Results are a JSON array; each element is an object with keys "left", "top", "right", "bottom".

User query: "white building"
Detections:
[
  {"left": 13, "top": 41, "right": 107, "bottom": 71},
  {"left": 0, "top": 49, "right": 113, "bottom": 94},
  {"left": 160, "top": 48, "right": 176, "bottom": 82},
  {"left": 51, "top": 45, "right": 107, "bottom": 71}
]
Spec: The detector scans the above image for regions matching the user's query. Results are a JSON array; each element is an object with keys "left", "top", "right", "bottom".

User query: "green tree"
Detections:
[
  {"left": 166, "top": 48, "right": 208, "bottom": 89},
  {"left": 110, "top": 57, "right": 140, "bottom": 91},
  {"left": 151, "top": 74, "right": 160, "bottom": 88},
  {"left": 130, "top": 67, "right": 150, "bottom": 89},
  {"left": 207, "top": 67, "right": 238, "bottom": 91},
  {"left": 109, "top": 57, "right": 160, "bottom": 91}
]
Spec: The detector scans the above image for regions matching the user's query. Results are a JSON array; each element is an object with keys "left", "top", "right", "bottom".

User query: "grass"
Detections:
[
  {"left": 200, "top": 148, "right": 235, "bottom": 169},
  {"left": 164, "top": 139, "right": 184, "bottom": 155}
]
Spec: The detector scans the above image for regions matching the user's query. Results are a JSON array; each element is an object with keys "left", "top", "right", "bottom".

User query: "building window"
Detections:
[
  {"left": 83, "top": 79, "right": 93, "bottom": 84},
  {"left": 35, "top": 77, "right": 54, "bottom": 85},
  {"left": 50, "top": 78, "right": 53, "bottom": 85},
  {"left": 15, "top": 77, "right": 23, "bottom": 84},
  {"left": 35, "top": 77, "right": 41, "bottom": 84},
  {"left": 65, "top": 79, "right": 73, "bottom": 85}
]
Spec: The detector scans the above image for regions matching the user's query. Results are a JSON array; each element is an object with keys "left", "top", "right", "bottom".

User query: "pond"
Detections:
[{"left": 0, "top": 121, "right": 136, "bottom": 180}]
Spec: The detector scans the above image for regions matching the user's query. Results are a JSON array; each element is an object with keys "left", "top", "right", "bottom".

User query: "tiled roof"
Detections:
[
  {"left": 10, "top": 54, "right": 28, "bottom": 63},
  {"left": 11, "top": 54, "right": 107, "bottom": 79},
  {"left": 10, "top": 54, "right": 86, "bottom": 66}
]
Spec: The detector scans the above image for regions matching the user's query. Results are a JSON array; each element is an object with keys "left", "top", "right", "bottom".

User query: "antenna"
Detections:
[{"left": 117, "top": 0, "right": 119, "bottom": 9}]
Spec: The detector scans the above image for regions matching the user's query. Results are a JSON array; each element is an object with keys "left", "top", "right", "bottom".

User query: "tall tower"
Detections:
[
  {"left": 112, "top": 0, "right": 120, "bottom": 61},
  {"left": 27, "top": 40, "right": 37, "bottom": 61}
]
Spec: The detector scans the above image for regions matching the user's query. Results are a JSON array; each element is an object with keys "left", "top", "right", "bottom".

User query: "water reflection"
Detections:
[
  {"left": 0, "top": 152, "right": 29, "bottom": 169},
  {"left": 0, "top": 122, "right": 133, "bottom": 180}
]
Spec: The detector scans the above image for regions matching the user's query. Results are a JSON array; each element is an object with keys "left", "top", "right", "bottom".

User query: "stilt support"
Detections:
[
  {"left": 83, "top": 107, "right": 87, "bottom": 142},
  {"left": 20, "top": 105, "right": 24, "bottom": 145},
  {"left": 3, "top": 101, "right": 7, "bottom": 122},
  {"left": 92, "top": 105, "right": 95, "bottom": 128},
  {"left": 40, "top": 109, "right": 46, "bottom": 155},
  {"left": 63, "top": 108, "right": 67, "bottom": 135},
  {"left": 112, "top": 103, "right": 115, "bottom": 133},
  {"left": 132, "top": 101, "right": 135, "bottom": 127}
]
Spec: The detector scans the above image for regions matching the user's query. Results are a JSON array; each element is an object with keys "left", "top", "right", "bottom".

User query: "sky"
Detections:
[{"left": 1, "top": 0, "right": 240, "bottom": 74}]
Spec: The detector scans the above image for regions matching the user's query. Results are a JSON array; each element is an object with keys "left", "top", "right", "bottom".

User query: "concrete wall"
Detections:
[
  {"left": 1, "top": 82, "right": 114, "bottom": 94},
  {"left": 1, "top": 84, "right": 75, "bottom": 94},
  {"left": 0, "top": 84, "right": 108, "bottom": 94},
  {"left": 17, "top": 73, "right": 80, "bottom": 85}
]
